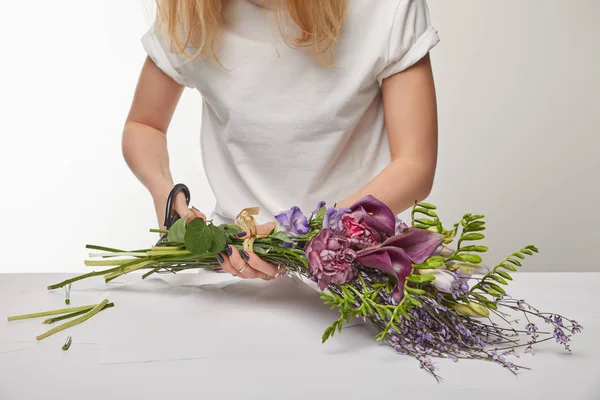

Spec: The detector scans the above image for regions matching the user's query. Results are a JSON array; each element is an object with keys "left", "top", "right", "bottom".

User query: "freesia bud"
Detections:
[
  {"left": 467, "top": 302, "right": 490, "bottom": 317},
  {"left": 455, "top": 263, "right": 490, "bottom": 276},
  {"left": 439, "top": 246, "right": 455, "bottom": 258},
  {"left": 452, "top": 303, "right": 486, "bottom": 318},
  {"left": 419, "top": 269, "right": 455, "bottom": 293}
]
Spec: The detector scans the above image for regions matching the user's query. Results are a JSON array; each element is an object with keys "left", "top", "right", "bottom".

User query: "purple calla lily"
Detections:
[
  {"left": 349, "top": 195, "right": 396, "bottom": 237},
  {"left": 380, "top": 227, "right": 445, "bottom": 264},
  {"left": 357, "top": 246, "right": 413, "bottom": 303}
]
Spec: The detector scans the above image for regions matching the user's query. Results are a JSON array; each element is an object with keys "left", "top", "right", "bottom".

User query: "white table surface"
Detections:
[{"left": 1, "top": 272, "right": 598, "bottom": 400}]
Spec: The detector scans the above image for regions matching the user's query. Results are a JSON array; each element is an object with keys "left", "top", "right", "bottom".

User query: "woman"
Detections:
[{"left": 123, "top": 0, "right": 439, "bottom": 281}]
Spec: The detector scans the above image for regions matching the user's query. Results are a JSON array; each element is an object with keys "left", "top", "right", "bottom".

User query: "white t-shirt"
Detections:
[{"left": 142, "top": 0, "right": 439, "bottom": 225}]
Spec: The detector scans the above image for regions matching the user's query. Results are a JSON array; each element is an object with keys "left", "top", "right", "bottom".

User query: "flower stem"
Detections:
[
  {"left": 7, "top": 304, "right": 98, "bottom": 321},
  {"left": 47, "top": 268, "right": 122, "bottom": 290},
  {"left": 43, "top": 302, "right": 115, "bottom": 324},
  {"left": 62, "top": 336, "right": 72, "bottom": 351},
  {"left": 36, "top": 299, "right": 110, "bottom": 341},
  {"left": 150, "top": 229, "right": 169, "bottom": 234}
]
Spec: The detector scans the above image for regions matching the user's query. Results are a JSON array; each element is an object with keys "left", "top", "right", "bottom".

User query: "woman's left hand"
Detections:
[{"left": 216, "top": 222, "right": 281, "bottom": 280}]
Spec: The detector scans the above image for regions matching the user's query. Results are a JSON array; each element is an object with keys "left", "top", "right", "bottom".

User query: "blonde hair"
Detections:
[{"left": 155, "top": 0, "right": 348, "bottom": 67}]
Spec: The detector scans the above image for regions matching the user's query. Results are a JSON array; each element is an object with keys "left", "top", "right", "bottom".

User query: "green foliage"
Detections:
[
  {"left": 167, "top": 217, "right": 188, "bottom": 243},
  {"left": 470, "top": 245, "right": 539, "bottom": 302},
  {"left": 184, "top": 219, "right": 228, "bottom": 255}
]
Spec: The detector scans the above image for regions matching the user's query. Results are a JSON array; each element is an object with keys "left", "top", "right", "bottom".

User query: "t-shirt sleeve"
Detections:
[
  {"left": 141, "top": 25, "right": 195, "bottom": 88},
  {"left": 376, "top": 0, "right": 440, "bottom": 86}
]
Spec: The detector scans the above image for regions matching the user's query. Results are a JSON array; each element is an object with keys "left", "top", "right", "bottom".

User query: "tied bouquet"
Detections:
[{"left": 47, "top": 195, "right": 582, "bottom": 380}]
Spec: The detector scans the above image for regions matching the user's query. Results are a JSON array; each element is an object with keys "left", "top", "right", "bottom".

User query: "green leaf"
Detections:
[
  {"left": 315, "top": 205, "right": 326, "bottom": 220},
  {"left": 507, "top": 258, "right": 522, "bottom": 267},
  {"left": 167, "top": 217, "right": 188, "bottom": 243},
  {"left": 486, "top": 282, "right": 506, "bottom": 294},
  {"left": 499, "top": 263, "right": 517, "bottom": 272},
  {"left": 415, "top": 208, "right": 438, "bottom": 218},
  {"left": 468, "top": 221, "right": 486, "bottom": 228},
  {"left": 464, "top": 225, "right": 486, "bottom": 232},
  {"left": 457, "top": 245, "right": 488, "bottom": 253},
  {"left": 461, "top": 233, "right": 485, "bottom": 241},
  {"left": 495, "top": 270, "right": 513, "bottom": 280},
  {"left": 472, "top": 293, "right": 491, "bottom": 304},
  {"left": 485, "top": 288, "right": 503, "bottom": 298},
  {"left": 512, "top": 252, "right": 525, "bottom": 259},
  {"left": 426, "top": 256, "right": 445, "bottom": 267},
  {"left": 415, "top": 218, "right": 437, "bottom": 226},
  {"left": 488, "top": 274, "right": 508, "bottom": 285},
  {"left": 322, "top": 326, "right": 335, "bottom": 343},
  {"left": 521, "top": 249, "right": 533, "bottom": 256},
  {"left": 526, "top": 245, "right": 539, "bottom": 253},
  {"left": 398, "top": 307, "right": 410, "bottom": 319},
  {"left": 465, "top": 214, "right": 485, "bottom": 222},
  {"left": 208, "top": 225, "right": 227, "bottom": 253},
  {"left": 416, "top": 202, "right": 437, "bottom": 210},
  {"left": 219, "top": 224, "right": 242, "bottom": 237},
  {"left": 184, "top": 219, "right": 213, "bottom": 254},
  {"left": 486, "top": 302, "right": 498, "bottom": 310},
  {"left": 253, "top": 246, "right": 268, "bottom": 255},
  {"left": 405, "top": 287, "right": 427, "bottom": 295},
  {"left": 406, "top": 296, "right": 423, "bottom": 307},
  {"left": 406, "top": 274, "right": 436, "bottom": 283},
  {"left": 414, "top": 223, "right": 431, "bottom": 230},
  {"left": 454, "top": 254, "right": 483, "bottom": 264},
  {"left": 273, "top": 231, "right": 293, "bottom": 243}
]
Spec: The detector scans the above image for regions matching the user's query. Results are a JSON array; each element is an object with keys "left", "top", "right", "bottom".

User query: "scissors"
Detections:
[{"left": 156, "top": 183, "right": 191, "bottom": 245}]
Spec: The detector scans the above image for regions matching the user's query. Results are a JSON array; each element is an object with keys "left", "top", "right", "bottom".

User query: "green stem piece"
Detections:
[
  {"left": 43, "top": 302, "right": 115, "bottom": 324},
  {"left": 36, "top": 299, "right": 110, "bottom": 341},
  {"left": 62, "top": 336, "right": 72, "bottom": 351},
  {"left": 47, "top": 268, "right": 122, "bottom": 290},
  {"left": 104, "top": 260, "right": 155, "bottom": 282},
  {"left": 7, "top": 304, "right": 98, "bottom": 321}
]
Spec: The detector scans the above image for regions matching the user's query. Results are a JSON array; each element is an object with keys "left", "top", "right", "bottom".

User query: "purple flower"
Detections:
[
  {"left": 525, "top": 323, "right": 538, "bottom": 333},
  {"left": 395, "top": 220, "right": 409, "bottom": 235},
  {"left": 275, "top": 206, "right": 309, "bottom": 236},
  {"left": 341, "top": 214, "right": 382, "bottom": 248},
  {"left": 349, "top": 195, "right": 396, "bottom": 238},
  {"left": 313, "top": 201, "right": 326, "bottom": 215},
  {"left": 305, "top": 229, "right": 357, "bottom": 290},
  {"left": 323, "top": 207, "right": 351, "bottom": 231},
  {"left": 356, "top": 246, "right": 413, "bottom": 303},
  {"left": 378, "top": 227, "right": 446, "bottom": 264}
]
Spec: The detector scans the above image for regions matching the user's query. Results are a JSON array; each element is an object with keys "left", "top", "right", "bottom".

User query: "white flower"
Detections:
[{"left": 419, "top": 269, "right": 456, "bottom": 293}]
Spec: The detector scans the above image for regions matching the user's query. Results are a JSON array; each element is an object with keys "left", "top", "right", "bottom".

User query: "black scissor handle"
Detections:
[{"left": 163, "top": 183, "right": 191, "bottom": 229}]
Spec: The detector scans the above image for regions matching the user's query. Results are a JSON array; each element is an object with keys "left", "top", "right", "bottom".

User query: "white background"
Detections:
[{"left": 0, "top": 0, "right": 598, "bottom": 273}]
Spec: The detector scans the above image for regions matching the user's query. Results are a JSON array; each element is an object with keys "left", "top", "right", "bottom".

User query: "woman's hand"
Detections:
[{"left": 216, "top": 222, "right": 281, "bottom": 280}]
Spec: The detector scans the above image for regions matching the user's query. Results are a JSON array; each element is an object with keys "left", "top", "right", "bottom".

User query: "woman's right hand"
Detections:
[{"left": 152, "top": 187, "right": 205, "bottom": 230}]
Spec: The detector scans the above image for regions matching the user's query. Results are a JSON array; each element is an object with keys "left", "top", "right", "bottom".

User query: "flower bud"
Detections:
[
  {"left": 455, "top": 262, "right": 490, "bottom": 276},
  {"left": 467, "top": 302, "right": 490, "bottom": 317},
  {"left": 452, "top": 302, "right": 487, "bottom": 318},
  {"left": 439, "top": 245, "right": 455, "bottom": 258}
]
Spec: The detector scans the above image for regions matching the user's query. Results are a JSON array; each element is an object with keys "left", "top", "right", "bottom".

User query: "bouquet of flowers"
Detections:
[{"left": 46, "top": 195, "right": 582, "bottom": 380}]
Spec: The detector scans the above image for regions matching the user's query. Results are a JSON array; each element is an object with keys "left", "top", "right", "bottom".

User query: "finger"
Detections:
[
  {"left": 234, "top": 222, "right": 276, "bottom": 239},
  {"left": 225, "top": 245, "right": 260, "bottom": 279},
  {"left": 216, "top": 253, "right": 245, "bottom": 278},
  {"left": 189, "top": 207, "right": 206, "bottom": 221},
  {"left": 226, "top": 245, "right": 262, "bottom": 279},
  {"left": 240, "top": 249, "right": 279, "bottom": 278}
]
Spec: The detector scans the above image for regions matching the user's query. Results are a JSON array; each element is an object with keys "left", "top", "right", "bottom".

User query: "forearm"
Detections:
[
  {"left": 337, "top": 157, "right": 435, "bottom": 214},
  {"left": 122, "top": 121, "right": 181, "bottom": 226}
]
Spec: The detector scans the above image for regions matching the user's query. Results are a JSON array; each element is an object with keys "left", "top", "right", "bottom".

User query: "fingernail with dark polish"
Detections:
[
  {"left": 216, "top": 254, "right": 224, "bottom": 264},
  {"left": 226, "top": 245, "right": 233, "bottom": 256},
  {"left": 235, "top": 231, "right": 247, "bottom": 238},
  {"left": 241, "top": 250, "right": 250, "bottom": 261}
]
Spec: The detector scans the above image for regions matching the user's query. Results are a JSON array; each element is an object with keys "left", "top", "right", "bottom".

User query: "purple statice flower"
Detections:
[
  {"left": 571, "top": 321, "right": 583, "bottom": 334},
  {"left": 323, "top": 207, "right": 351, "bottom": 231},
  {"left": 553, "top": 328, "right": 570, "bottom": 346},
  {"left": 525, "top": 323, "right": 538, "bottom": 334},
  {"left": 275, "top": 206, "right": 309, "bottom": 236},
  {"left": 553, "top": 315, "right": 564, "bottom": 327},
  {"left": 517, "top": 299, "right": 526, "bottom": 309},
  {"left": 305, "top": 229, "right": 357, "bottom": 290}
]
